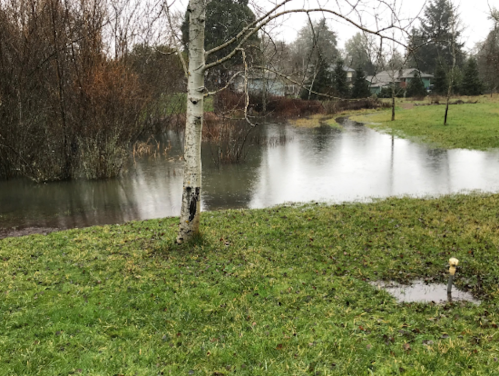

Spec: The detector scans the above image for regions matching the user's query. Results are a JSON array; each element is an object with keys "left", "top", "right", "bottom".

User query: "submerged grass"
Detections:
[
  {"left": 352, "top": 94, "right": 499, "bottom": 151},
  {"left": 290, "top": 114, "right": 343, "bottom": 130},
  {"left": 3, "top": 193, "right": 499, "bottom": 374}
]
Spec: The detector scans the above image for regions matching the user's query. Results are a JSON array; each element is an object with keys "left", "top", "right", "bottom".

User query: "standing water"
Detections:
[{"left": 2, "top": 118, "right": 499, "bottom": 233}]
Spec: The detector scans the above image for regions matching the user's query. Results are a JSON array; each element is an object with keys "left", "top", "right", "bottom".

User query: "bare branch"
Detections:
[
  {"left": 253, "top": 65, "right": 372, "bottom": 101},
  {"left": 205, "top": 7, "right": 409, "bottom": 71},
  {"left": 163, "top": 0, "right": 188, "bottom": 77},
  {"left": 205, "top": 71, "right": 244, "bottom": 97}
]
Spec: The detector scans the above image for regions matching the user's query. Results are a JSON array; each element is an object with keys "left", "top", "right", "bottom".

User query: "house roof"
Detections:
[
  {"left": 398, "top": 68, "right": 433, "bottom": 79},
  {"left": 366, "top": 68, "right": 433, "bottom": 86},
  {"left": 326, "top": 65, "right": 356, "bottom": 72}
]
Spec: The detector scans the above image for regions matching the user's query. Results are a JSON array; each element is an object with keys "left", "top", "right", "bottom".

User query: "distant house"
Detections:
[
  {"left": 366, "top": 68, "right": 433, "bottom": 95},
  {"left": 326, "top": 65, "right": 355, "bottom": 87},
  {"left": 233, "top": 71, "right": 286, "bottom": 97},
  {"left": 343, "top": 66, "right": 355, "bottom": 86}
]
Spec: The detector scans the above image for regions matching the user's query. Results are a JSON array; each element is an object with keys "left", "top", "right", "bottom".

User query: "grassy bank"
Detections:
[
  {"left": 352, "top": 94, "right": 499, "bottom": 151},
  {"left": 2, "top": 193, "right": 499, "bottom": 375},
  {"left": 289, "top": 114, "right": 343, "bottom": 130},
  {"left": 290, "top": 107, "right": 388, "bottom": 130}
]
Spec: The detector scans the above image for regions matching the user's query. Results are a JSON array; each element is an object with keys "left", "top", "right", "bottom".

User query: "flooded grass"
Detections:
[
  {"left": 289, "top": 114, "right": 343, "bottom": 130},
  {"left": 352, "top": 94, "right": 499, "bottom": 151},
  {"left": 2, "top": 193, "right": 499, "bottom": 374}
]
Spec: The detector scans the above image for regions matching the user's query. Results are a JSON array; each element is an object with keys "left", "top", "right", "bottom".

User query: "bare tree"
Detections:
[
  {"left": 444, "top": 9, "right": 459, "bottom": 125},
  {"left": 172, "top": 0, "right": 411, "bottom": 244},
  {"left": 0, "top": 0, "right": 183, "bottom": 182}
]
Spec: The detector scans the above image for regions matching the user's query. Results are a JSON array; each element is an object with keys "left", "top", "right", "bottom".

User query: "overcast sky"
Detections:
[
  {"left": 174, "top": 0, "right": 496, "bottom": 51},
  {"left": 261, "top": 0, "right": 495, "bottom": 52}
]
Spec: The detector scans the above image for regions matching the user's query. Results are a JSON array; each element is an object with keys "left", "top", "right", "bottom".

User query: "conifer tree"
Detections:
[
  {"left": 351, "top": 67, "right": 371, "bottom": 98},
  {"left": 432, "top": 63, "right": 448, "bottom": 95},
  {"left": 332, "top": 59, "right": 349, "bottom": 98},
  {"left": 409, "top": 0, "right": 465, "bottom": 74},
  {"left": 406, "top": 72, "right": 427, "bottom": 97},
  {"left": 460, "top": 57, "right": 484, "bottom": 96},
  {"left": 300, "top": 58, "right": 333, "bottom": 100}
]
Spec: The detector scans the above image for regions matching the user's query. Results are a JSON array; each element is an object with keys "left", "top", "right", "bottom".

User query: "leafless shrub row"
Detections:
[{"left": 0, "top": 0, "right": 184, "bottom": 182}]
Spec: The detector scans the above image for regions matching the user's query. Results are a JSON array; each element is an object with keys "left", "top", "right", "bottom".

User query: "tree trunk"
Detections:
[
  {"left": 177, "top": 0, "right": 206, "bottom": 244},
  {"left": 391, "top": 86, "right": 396, "bottom": 121},
  {"left": 444, "top": 13, "right": 457, "bottom": 126}
]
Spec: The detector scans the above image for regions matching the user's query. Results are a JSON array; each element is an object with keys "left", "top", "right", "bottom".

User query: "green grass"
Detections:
[
  {"left": 289, "top": 114, "right": 343, "bottom": 130},
  {"left": 3, "top": 193, "right": 499, "bottom": 375},
  {"left": 351, "top": 95, "right": 499, "bottom": 151},
  {"left": 165, "top": 93, "right": 215, "bottom": 114}
]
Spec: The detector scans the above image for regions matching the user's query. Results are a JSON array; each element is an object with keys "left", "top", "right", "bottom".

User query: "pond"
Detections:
[{"left": 2, "top": 117, "right": 499, "bottom": 233}]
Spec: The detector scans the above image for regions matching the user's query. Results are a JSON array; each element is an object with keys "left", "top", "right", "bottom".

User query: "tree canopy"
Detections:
[
  {"left": 477, "top": 10, "right": 499, "bottom": 92},
  {"left": 460, "top": 57, "right": 484, "bottom": 96},
  {"left": 351, "top": 67, "right": 371, "bottom": 98},
  {"left": 291, "top": 18, "right": 339, "bottom": 83},
  {"left": 344, "top": 33, "right": 376, "bottom": 75},
  {"left": 409, "top": 0, "right": 464, "bottom": 74},
  {"left": 432, "top": 63, "right": 448, "bottom": 95},
  {"left": 406, "top": 72, "right": 427, "bottom": 98},
  {"left": 332, "top": 60, "right": 349, "bottom": 98},
  {"left": 181, "top": 0, "right": 259, "bottom": 66}
]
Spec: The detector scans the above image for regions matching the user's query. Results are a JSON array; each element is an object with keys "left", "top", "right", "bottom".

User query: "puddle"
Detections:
[{"left": 371, "top": 280, "right": 480, "bottom": 305}]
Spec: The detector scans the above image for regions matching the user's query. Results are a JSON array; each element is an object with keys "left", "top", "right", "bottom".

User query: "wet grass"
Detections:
[
  {"left": 290, "top": 114, "right": 352, "bottom": 131},
  {"left": 289, "top": 114, "right": 343, "bottom": 130},
  {"left": 352, "top": 94, "right": 499, "bottom": 151},
  {"left": 2, "top": 193, "right": 499, "bottom": 374}
]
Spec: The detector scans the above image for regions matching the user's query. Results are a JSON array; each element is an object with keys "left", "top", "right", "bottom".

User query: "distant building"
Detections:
[
  {"left": 343, "top": 66, "right": 355, "bottom": 86},
  {"left": 366, "top": 69, "right": 433, "bottom": 95},
  {"left": 233, "top": 71, "right": 286, "bottom": 97}
]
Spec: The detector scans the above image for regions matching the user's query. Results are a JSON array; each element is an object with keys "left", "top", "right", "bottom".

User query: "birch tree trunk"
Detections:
[
  {"left": 177, "top": 0, "right": 205, "bottom": 244},
  {"left": 444, "top": 13, "right": 457, "bottom": 126}
]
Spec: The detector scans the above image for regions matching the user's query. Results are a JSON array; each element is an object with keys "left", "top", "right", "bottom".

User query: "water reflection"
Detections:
[
  {"left": 370, "top": 280, "right": 480, "bottom": 304},
  {"left": 2, "top": 118, "right": 499, "bottom": 231}
]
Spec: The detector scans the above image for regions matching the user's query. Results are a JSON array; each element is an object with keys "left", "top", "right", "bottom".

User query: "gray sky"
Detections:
[
  {"left": 174, "top": 0, "right": 495, "bottom": 51},
  {"left": 262, "top": 0, "right": 495, "bottom": 52}
]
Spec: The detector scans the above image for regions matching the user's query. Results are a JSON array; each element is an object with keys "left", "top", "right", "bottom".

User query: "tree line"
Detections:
[
  {"left": 0, "top": 0, "right": 184, "bottom": 182},
  {"left": 0, "top": 0, "right": 497, "bottom": 185}
]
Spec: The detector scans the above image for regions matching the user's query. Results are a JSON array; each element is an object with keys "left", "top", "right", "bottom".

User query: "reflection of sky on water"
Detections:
[
  {"left": 249, "top": 120, "right": 499, "bottom": 208},
  {"left": 2, "top": 119, "right": 499, "bottom": 230}
]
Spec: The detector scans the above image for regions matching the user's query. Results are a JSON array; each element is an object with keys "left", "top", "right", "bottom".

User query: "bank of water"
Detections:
[{"left": 2, "top": 118, "right": 499, "bottom": 233}]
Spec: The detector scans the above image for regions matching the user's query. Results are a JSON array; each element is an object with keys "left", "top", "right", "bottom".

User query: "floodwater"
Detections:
[
  {"left": 371, "top": 280, "right": 480, "bottom": 304},
  {"left": 3, "top": 117, "right": 499, "bottom": 231}
]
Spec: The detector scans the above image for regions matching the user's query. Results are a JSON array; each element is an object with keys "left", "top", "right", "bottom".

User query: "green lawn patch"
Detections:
[
  {"left": 2, "top": 193, "right": 499, "bottom": 374},
  {"left": 166, "top": 93, "right": 214, "bottom": 114},
  {"left": 352, "top": 97, "right": 499, "bottom": 150}
]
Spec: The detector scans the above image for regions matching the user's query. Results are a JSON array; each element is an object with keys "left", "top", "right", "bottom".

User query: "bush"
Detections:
[{"left": 212, "top": 90, "right": 324, "bottom": 118}]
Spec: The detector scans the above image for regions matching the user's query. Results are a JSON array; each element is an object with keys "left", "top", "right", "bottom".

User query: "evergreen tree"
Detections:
[
  {"left": 409, "top": 0, "right": 465, "bottom": 74},
  {"left": 351, "top": 67, "right": 371, "bottom": 98},
  {"left": 432, "top": 63, "right": 448, "bottom": 95},
  {"left": 345, "top": 33, "right": 375, "bottom": 75},
  {"left": 300, "top": 58, "right": 333, "bottom": 100},
  {"left": 460, "top": 57, "right": 484, "bottom": 95},
  {"left": 406, "top": 72, "right": 427, "bottom": 97},
  {"left": 332, "top": 60, "right": 349, "bottom": 98},
  {"left": 181, "top": 0, "right": 259, "bottom": 84},
  {"left": 293, "top": 19, "right": 339, "bottom": 87}
]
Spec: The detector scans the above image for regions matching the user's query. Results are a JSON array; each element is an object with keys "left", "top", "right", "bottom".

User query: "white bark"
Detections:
[
  {"left": 175, "top": 0, "right": 410, "bottom": 243},
  {"left": 176, "top": 0, "right": 205, "bottom": 244}
]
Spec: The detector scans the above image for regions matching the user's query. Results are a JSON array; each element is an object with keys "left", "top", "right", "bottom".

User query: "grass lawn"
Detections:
[
  {"left": 352, "top": 94, "right": 499, "bottom": 151},
  {"left": 2, "top": 194, "right": 499, "bottom": 374}
]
